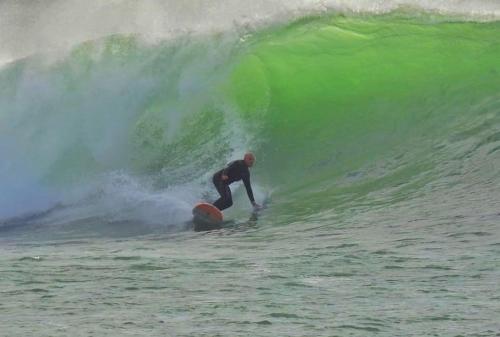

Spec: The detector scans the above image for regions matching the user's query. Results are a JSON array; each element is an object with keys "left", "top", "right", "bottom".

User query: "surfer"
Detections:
[{"left": 212, "top": 152, "right": 261, "bottom": 211}]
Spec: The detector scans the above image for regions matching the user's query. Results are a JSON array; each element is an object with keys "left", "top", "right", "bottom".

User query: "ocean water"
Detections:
[{"left": 1, "top": 1, "right": 500, "bottom": 336}]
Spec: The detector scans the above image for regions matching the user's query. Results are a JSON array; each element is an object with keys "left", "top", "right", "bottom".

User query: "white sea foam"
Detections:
[{"left": 1, "top": 0, "right": 499, "bottom": 65}]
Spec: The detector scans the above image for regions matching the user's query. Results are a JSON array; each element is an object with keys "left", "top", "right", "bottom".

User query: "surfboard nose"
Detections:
[{"left": 192, "top": 203, "right": 224, "bottom": 231}]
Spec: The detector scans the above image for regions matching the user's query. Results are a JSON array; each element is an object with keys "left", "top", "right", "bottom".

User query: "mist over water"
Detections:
[
  {"left": 2, "top": 0, "right": 500, "bottom": 66},
  {"left": 0, "top": 34, "right": 243, "bottom": 228}
]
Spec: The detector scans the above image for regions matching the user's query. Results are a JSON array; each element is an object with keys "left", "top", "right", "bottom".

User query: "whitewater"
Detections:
[{"left": 1, "top": 1, "right": 500, "bottom": 336}]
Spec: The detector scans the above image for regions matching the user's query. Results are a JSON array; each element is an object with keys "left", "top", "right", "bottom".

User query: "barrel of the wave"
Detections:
[{"left": 192, "top": 203, "right": 223, "bottom": 231}]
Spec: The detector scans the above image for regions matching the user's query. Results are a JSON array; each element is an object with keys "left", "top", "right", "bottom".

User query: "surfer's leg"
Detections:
[{"left": 213, "top": 178, "right": 233, "bottom": 211}]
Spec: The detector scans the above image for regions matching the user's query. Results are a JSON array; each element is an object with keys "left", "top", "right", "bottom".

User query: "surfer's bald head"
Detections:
[{"left": 244, "top": 152, "right": 255, "bottom": 167}]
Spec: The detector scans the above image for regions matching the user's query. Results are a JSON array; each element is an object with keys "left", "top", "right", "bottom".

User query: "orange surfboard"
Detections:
[{"left": 192, "top": 203, "right": 223, "bottom": 231}]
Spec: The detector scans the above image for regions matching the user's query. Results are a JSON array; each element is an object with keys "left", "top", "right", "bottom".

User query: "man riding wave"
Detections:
[{"left": 212, "top": 152, "right": 261, "bottom": 211}]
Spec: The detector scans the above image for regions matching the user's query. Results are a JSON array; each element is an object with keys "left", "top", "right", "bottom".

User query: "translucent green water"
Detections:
[{"left": 229, "top": 14, "right": 500, "bottom": 199}]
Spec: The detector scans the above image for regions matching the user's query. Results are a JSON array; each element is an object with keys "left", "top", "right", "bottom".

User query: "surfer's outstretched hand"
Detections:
[{"left": 252, "top": 202, "right": 262, "bottom": 210}]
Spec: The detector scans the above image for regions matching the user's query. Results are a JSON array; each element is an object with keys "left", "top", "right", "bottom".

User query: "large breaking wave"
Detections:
[{"left": 1, "top": 3, "right": 500, "bottom": 238}]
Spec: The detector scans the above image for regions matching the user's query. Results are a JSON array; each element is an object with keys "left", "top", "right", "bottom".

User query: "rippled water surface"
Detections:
[{"left": 1, "top": 207, "right": 499, "bottom": 337}]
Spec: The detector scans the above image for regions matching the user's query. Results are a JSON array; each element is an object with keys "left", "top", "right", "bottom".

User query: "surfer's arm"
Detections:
[
  {"left": 220, "top": 167, "right": 229, "bottom": 181},
  {"left": 242, "top": 175, "right": 256, "bottom": 204},
  {"left": 221, "top": 168, "right": 228, "bottom": 180},
  {"left": 221, "top": 161, "right": 236, "bottom": 181}
]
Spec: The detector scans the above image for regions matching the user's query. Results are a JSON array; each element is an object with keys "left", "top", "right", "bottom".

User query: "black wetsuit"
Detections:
[{"left": 212, "top": 160, "right": 255, "bottom": 211}]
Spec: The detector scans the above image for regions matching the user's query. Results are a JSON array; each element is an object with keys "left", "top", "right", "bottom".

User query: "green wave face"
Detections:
[
  {"left": 228, "top": 15, "right": 500, "bottom": 214},
  {"left": 1, "top": 13, "right": 500, "bottom": 222}
]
